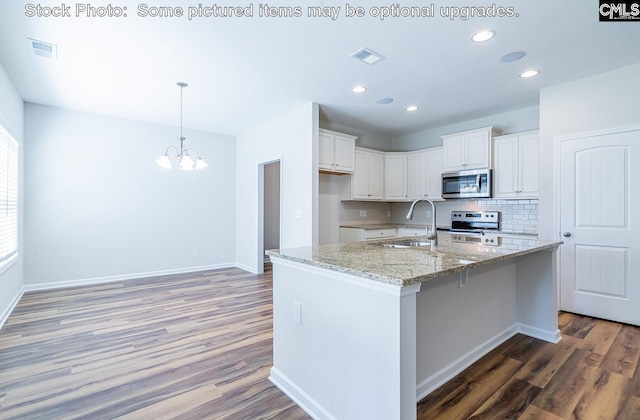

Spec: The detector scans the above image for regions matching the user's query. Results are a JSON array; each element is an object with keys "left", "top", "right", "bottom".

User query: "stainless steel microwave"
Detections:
[{"left": 441, "top": 169, "right": 492, "bottom": 199}]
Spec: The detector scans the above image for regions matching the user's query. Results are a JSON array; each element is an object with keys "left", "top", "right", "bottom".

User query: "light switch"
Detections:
[{"left": 293, "top": 302, "right": 302, "bottom": 324}]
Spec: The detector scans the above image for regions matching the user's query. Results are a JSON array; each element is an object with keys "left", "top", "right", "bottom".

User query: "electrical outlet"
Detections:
[
  {"left": 294, "top": 210, "right": 303, "bottom": 219},
  {"left": 426, "top": 210, "right": 432, "bottom": 218},
  {"left": 293, "top": 302, "right": 302, "bottom": 325},
  {"left": 192, "top": 249, "right": 199, "bottom": 257},
  {"left": 387, "top": 210, "right": 391, "bottom": 217},
  {"left": 360, "top": 210, "right": 367, "bottom": 218}
]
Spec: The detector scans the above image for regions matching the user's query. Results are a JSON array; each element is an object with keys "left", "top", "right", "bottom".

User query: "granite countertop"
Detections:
[
  {"left": 339, "top": 223, "right": 537, "bottom": 237},
  {"left": 267, "top": 232, "right": 562, "bottom": 287},
  {"left": 339, "top": 223, "right": 429, "bottom": 229}
]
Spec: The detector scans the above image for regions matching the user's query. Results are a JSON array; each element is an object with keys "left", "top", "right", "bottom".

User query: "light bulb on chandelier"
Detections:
[{"left": 156, "top": 82, "right": 208, "bottom": 171}]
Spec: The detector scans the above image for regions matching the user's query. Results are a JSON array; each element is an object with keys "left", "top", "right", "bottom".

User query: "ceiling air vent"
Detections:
[
  {"left": 28, "top": 38, "right": 57, "bottom": 59},
  {"left": 350, "top": 47, "right": 385, "bottom": 65}
]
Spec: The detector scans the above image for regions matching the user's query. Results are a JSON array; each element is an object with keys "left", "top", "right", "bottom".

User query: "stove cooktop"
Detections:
[{"left": 451, "top": 211, "right": 501, "bottom": 231}]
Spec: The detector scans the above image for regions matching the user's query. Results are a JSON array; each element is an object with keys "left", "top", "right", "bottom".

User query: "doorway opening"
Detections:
[{"left": 258, "top": 159, "right": 281, "bottom": 274}]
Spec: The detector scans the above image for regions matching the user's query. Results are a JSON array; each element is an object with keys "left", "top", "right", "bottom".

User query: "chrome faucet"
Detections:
[{"left": 406, "top": 199, "right": 438, "bottom": 246}]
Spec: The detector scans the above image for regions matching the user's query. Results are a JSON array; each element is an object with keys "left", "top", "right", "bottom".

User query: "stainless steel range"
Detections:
[{"left": 450, "top": 211, "right": 501, "bottom": 245}]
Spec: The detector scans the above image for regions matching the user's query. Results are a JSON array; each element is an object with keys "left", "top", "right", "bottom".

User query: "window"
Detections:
[{"left": 0, "top": 124, "right": 18, "bottom": 272}]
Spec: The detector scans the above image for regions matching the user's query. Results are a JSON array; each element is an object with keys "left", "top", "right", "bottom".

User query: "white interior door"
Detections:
[{"left": 560, "top": 128, "right": 639, "bottom": 325}]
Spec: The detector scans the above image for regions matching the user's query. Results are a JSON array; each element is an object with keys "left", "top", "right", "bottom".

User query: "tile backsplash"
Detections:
[{"left": 390, "top": 198, "right": 539, "bottom": 234}]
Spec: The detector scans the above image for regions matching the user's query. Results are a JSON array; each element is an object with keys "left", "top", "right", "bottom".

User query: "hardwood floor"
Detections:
[
  {"left": 1, "top": 266, "right": 639, "bottom": 419},
  {"left": 0, "top": 266, "right": 310, "bottom": 419},
  {"left": 417, "top": 312, "right": 640, "bottom": 419}
]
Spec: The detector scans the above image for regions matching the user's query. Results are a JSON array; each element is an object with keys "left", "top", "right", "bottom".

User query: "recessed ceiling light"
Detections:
[
  {"left": 377, "top": 98, "right": 394, "bottom": 104},
  {"left": 471, "top": 30, "right": 495, "bottom": 43},
  {"left": 350, "top": 47, "right": 386, "bottom": 65},
  {"left": 352, "top": 85, "right": 367, "bottom": 93},
  {"left": 500, "top": 51, "right": 527, "bottom": 63},
  {"left": 406, "top": 105, "right": 419, "bottom": 112},
  {"left": 519, "top": 70, "right": 540, "bottom": 78}
]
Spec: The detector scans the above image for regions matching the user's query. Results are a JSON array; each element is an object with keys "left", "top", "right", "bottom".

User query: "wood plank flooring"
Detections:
[
  {"left": 1, "top": 266, "right": 639, "bottom": 419},
  {"left": 417, "top": 312, "right": 640, "bottom": 419},
  {"left": 0, "top": 266, "right": 309, "bottom": 419}
]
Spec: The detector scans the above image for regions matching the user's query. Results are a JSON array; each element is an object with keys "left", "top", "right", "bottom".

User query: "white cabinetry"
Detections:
[
  {"left": 318, "top": 128, "right": 356, "bottom": 173},
  {"left": 397, "top": 227, "right": 425, "bottom": 237},
  {"left": 385, "top": 153, "right": 408, "bottom": 201},
  {"left": 408, "top": 147, "right": 443, "bottom": 200},
  {"left": 493, "top": 130, "right": 539, "bottom": 199},
  {"left": 442, "top": 126, "right": 501, "bottom": 172},
  {"left": 342, "top": 148, "right": 384, "bottom": 200},
  {"left": 339, "top": 227, "right": 397, "bottom": 243},
  {"left": 339, "top": 226, "right": 427, "bottom": 242}
]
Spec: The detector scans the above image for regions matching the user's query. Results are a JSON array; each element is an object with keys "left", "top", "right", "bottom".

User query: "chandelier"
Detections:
[{"left": 156, "top": 82, "right": 208, "bottom": 170}]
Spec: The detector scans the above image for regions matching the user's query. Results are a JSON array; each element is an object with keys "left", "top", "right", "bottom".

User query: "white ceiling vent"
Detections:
[
  {"left": 28, "top": 38, "right": 57, "bottom": 59},
  {"left": 350, "top": 47, "right": 385, "bottom": 65}
]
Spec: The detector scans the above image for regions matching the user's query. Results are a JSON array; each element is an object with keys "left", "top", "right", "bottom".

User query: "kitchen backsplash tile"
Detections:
[{"left": 390, "top": 198, "right": 539, "bottom": 235}]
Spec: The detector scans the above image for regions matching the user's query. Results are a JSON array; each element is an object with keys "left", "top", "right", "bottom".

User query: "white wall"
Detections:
[
  {"left": 390, "top": 105, "right": 539, "bottom": 151},
  {"left": 235, "top": 103, "right": 318, "bottom": 272},
  {"left": 23, "top": 104, "right": 236, "bottom": 286},
  {"left": 539, "top": 63, "right": 640, "bottom": 240},
  {"left": 0, "top": 62, "right": 24, "bottom": 323}
]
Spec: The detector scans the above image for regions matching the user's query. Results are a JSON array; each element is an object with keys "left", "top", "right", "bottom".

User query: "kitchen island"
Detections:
[{"left": 267, "top": 233, "right": 562, "bottom": 420}]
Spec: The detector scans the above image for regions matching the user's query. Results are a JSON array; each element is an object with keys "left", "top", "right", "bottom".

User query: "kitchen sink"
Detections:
[{"left": 379, "top": 240, "right": 431, "bottom": 249}]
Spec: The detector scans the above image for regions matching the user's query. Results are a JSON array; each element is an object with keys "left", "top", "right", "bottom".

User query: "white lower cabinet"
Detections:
[
  {"left": 339, "top": 227, "right": 397, "bottom": 243},
  {"left": 397, "top": 227, "right": 425, "bottom": 237},
  {"left": 339, "top": 226, "right": 427, "bottom": 243}
]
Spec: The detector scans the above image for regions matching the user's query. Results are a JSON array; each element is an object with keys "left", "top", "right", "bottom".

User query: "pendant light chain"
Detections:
[{"left": 180, "top": 84, "right": 184, "bottom": 140}]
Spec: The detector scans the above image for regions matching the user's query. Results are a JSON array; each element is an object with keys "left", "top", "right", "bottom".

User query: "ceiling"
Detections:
[{"left": 1, "top": 1, "right": 639, "bottom": 138}]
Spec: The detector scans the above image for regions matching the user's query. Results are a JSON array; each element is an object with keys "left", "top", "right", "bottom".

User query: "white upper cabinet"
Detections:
[
  {"left": 493, "top": 130, "right": 539, "bottom": 199},
  {"left": 343, "top": 148, "right": 384, "bottom": 200},
  {"left": 318, "top": 128, "right": 356, "bottom": 173},
  {"left": 385, "top": 153, "right": 408, "bottom": 201},
  {"left": 408, "top": 147, "right": 443, "bottom": 200},
  {"left": 425, "top": 147, "right": 444, "bottom": 199},
  {"left": 442, "top": 126, "right": 501, "bottom": 172}
]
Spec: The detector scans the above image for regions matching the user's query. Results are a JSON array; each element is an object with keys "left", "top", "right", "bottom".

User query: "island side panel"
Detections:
[
  {"left": 516, "top": 248, "right": 561, "bottom": 342},
  {"left": 269, "top": 258, "right": 420, "bottom": 420},
  {"left": 415, "top": 259, "right": 518, "bottom": 399}
]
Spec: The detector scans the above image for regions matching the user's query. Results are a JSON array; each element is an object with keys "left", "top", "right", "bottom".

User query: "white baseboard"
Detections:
[
  {"left": 416, "top": 322, "right": 561, "bottom": 401},
  {"left": 269, "top": 367, "right": 336, "bottom": 420},
  {"left": 416, "top": 325, "right": 519, "bottom": 401},
  {"left": 234, "top": 262, "right": 257, "bottom": 274},
  {"left": 22, "top": 263, "right": 237, "bottom": 292},
  {"left": 517, "top": 323, "right": 562, "bottom": 343},
  {"left": 0, "top": 288, "right": 24, "bottom": 331}
]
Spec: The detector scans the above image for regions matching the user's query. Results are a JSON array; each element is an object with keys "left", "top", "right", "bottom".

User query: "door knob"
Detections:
[{"left": 563, "top": 232, "right": 572, "bottom": 237}]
